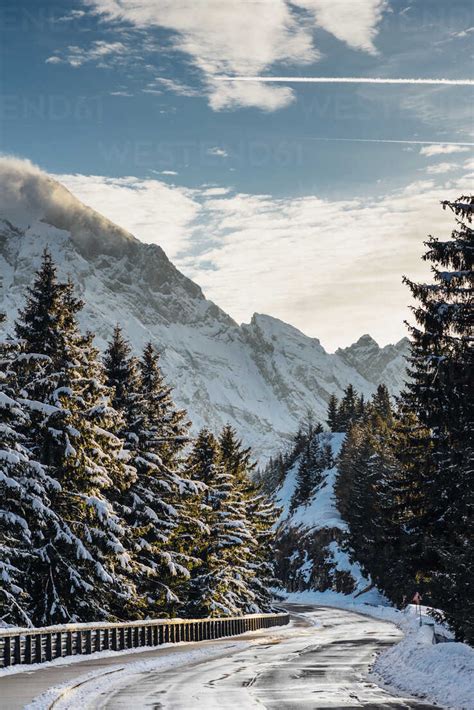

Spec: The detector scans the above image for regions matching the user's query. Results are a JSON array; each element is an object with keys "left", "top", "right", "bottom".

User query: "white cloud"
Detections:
[
  {"left": 160, "top": 170, "right": 179, "bottom": 176},
  {"left": 83, "top": 0, "right": 387, "bottom": 110},
  {"left": 425, "top": 162, "right": 459, "bottom": 175},
  {"left": 49, "top": 41, "right": 128, "bottom": 67},
  {"left": 57, "top": 164, "right": 473, "bottom": 350},
  {"left": 207, "top": 147, "right": 228, "bottom": 158},
  {"left": 420, "top": 144, "right": 471, "bottom": 157},
  {"left": 55, "top": 10, "right": 86, "bottom": 22},
  {"left": 147, "top": 77, "right": 201, "bottom": 97},
  {"left": 208, "top": 79, "right": 295, "bottom": 111},
  {"left": 292, "top": 0, "right": 387, "bottom": 54}
]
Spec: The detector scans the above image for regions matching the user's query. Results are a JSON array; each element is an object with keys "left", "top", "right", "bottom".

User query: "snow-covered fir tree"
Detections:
[
  {"left": 400, "top": 196, "right": 473, "bottom": 642},
  {"left": 218, "top": 425, "right": 278, "bottom": 612},
  {"left": 104, "top": 330, "right": 196, "bottom": 615},
  {"left": 11, "top": 251, "right": 139, "bottom": 624},
  {"left": 185, "top": 429, "right": 256, "bottom": 617},
  {"left": 0, "top": 315, "right": 60, "bottom": 626}
]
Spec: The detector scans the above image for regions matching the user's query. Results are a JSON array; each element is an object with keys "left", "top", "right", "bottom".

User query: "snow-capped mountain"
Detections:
[{"left": 0, "top": 160, "right": 409, "bottom": 461}]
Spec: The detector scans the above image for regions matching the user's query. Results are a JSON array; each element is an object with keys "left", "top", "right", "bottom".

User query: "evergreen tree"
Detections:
[
  {"left": 372, "top": 384, "right": 392, "bottom": 422},
  {"left": 400, "top": 196, "right": 474, "bottom": 641},
  {"left": 336, "top": 384, "right": 359, "bottom": 431},
  {"left": 104, "top": 332, "right": 195, "bottom": 615},
  {"left": 185, "top": 429, "right": 255, "bottom": 616},
  {"left": 140, "top": 343, "right": 190, "bottom": 468},
  {"left": 12, "top": 251, "right": 138, "bottom": 624},
  {"left": 218, "top": 425, "right": 278, "bottom": 611},
  {"left": 326, "top": 394, "right": 339, "bottom": 432},
  {"left": 0, "top": 317, "right": 59, "bottom": 626},
  {"left": 290, "top": 434, "right": 326, "bottom": 510}
]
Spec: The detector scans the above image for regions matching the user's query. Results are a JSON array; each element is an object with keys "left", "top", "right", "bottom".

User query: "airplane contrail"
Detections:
[
  {"left": 216, "top": 76, "right": 474, "bottom": 87},
  {"left": 307, "top": 138, "right": 474, "bottom": 146}
]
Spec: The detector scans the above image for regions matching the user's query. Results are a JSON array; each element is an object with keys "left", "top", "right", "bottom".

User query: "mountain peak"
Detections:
[
  {"left": 354, "top": 334, "right": 379, "bottom": 348},
  {"left": 0, "top": 156, "right": 136, "bottom": 259}
]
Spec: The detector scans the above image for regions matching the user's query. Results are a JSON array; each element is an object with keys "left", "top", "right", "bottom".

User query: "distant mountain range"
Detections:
[{"left": 0, "top": 161, "right": 409, "bottom": 461}]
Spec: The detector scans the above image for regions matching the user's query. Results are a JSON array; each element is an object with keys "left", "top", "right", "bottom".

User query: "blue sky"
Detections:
[{"left": 1, "top": 0, "right": 473, "bottom": 348}]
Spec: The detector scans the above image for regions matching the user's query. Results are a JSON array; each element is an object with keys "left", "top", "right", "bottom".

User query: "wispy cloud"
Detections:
[
  {"left": 207, "top": 147, "right": 229, "bottom": 158},
  {"left": 55, "top": 10, "right": 86, "bottom": 23},
  {"left": 46, "top": 41, "right": 127, "bottom": 68},
  {"left": 420, "top": 144, "right": 471, "bottom": 157},
  {"left": 425, "top": 162, "right": 459, "bottom": 175},
  {"left": 146, "top": 78, "right": 201, "bottom": 98}
]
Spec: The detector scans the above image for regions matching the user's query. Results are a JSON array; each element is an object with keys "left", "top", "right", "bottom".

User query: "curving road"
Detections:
[{"left": 80, "top": 605, "right": 439, "bottom": 710}]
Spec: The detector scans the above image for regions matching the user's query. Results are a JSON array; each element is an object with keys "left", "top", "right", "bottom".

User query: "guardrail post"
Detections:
[
  {"left": 55, "top": 632, "right": 62, "bottom": 658},
  {"left": 3, "top": 637, "right": 11, "bottom": 667},
  {"left": 25, "top": 635, "right": 32, "bottom": 664},
  {"left": 45, "top": 633, "right": 53, "bottom": 661},
  {"left": 65, "top": 631, "right": 72, "bottom": 657},
  {"left": 14, "top": 635, "right": 22, "bottom": 665},
  {"left": 36, "top": 634, "right": 43, "bottom": 663}
]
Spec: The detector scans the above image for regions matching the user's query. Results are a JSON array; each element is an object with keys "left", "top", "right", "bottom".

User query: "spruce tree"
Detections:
[
  {"left": 326, "top": 394, "right": 339, "bottom": 432},
  {"left": 104, "top": 332, "right": 194, "bottom": 615},
  {"left": 336, "top": 384, "right": 359, "bottom": 431},
  {"left": 0, "top": 317, "right": 60, "bottom": 626},
  {"left": 372, "top": 384, "right": 392, "bottom": 422},
  {"left": 400, "top": 196, "right": 473, "bottom": 641},
  {"left": 12, "top": 251, "right": 138, "bottom": 624},
  {"left": 185, "top": 429, "right": 256, "bottom": 616},
  {"left": 290, "top": 434, "right": 326, "bottom": 510},
  {"left": 218, "top": 425, "right": 278, "bottom": 612}
]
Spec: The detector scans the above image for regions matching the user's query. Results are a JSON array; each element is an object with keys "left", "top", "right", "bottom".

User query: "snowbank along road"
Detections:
[{"left": 1, "top": 605, "right": 441, "bottom": 709}]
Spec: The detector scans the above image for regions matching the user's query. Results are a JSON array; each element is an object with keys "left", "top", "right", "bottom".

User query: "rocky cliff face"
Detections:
[{"left": 0, "top": 163, "right": 409, "bottom": 462}]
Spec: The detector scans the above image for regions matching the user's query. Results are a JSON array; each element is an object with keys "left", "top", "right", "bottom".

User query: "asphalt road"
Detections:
[
  {"left": 82, "top": 605, "right": 439, "bottom": 709},
  {"left": 0, "top": 605, "right": 441, "bottom": 709}
]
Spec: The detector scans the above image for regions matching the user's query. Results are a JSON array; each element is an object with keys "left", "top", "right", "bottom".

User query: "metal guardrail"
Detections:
[{"left": 0, "top": 611, "right": 290, "bottom": 668}]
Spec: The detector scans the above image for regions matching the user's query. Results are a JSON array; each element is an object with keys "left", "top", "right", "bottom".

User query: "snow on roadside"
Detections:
[
  {"left": 282, "top": 591, "right": 474, "bottom": 710},
  {"left": 373, "top": 622, "right": 474, "bottom": 710},
  {"left": 25, "top": 642, "right": 248, "bottom": 710}
]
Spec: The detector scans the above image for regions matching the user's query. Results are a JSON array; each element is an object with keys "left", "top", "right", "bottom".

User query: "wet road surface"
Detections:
[{"left": 84, "top": 605, "right": 440, "bottom": 709}]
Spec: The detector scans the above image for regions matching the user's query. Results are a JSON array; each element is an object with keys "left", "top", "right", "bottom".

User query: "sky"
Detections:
[{"left": 1, "top": 0, "right": 473, "bottom": 350}]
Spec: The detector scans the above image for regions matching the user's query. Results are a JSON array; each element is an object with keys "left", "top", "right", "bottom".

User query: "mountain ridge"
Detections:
[{"left": 0, "top": 159, "right": 410, "bottom": 461}]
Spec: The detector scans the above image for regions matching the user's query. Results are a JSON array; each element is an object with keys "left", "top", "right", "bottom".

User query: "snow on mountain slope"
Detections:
[
  {"left": 337, "top": 334, "right": 409, "bottom": 395},
  {"left": 274, "top": 433, "right": 374, "bottom": 595},
  {"left": 0, "top": 159, "right": 409, "bottom": 462}
]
